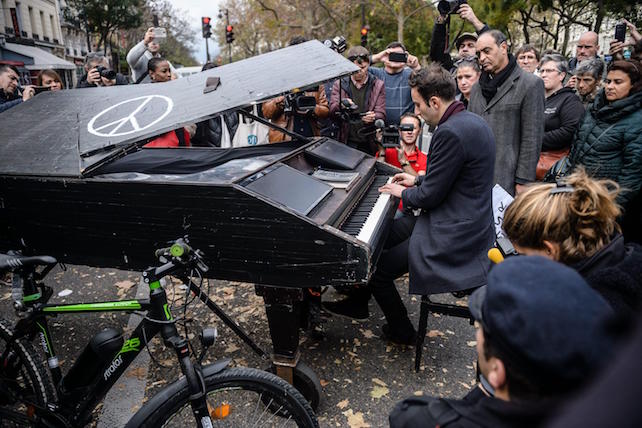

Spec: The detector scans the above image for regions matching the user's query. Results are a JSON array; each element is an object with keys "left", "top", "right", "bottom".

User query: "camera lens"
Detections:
[{"left": 100, "top": 69, "right": 117, "bottom": 80}]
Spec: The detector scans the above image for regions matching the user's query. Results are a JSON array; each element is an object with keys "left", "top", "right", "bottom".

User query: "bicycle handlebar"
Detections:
[{"left": 154, "top": 237, "right": 209, "bottom": 274}]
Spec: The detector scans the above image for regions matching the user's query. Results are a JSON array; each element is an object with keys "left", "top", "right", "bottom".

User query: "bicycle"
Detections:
[{"left": 0, "top": 238, "right": 318, "bottom": 427}]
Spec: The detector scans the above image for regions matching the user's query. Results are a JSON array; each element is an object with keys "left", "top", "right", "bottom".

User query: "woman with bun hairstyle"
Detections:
[{"left": 502, "top": 169, "right": 642, "bottom": 324}]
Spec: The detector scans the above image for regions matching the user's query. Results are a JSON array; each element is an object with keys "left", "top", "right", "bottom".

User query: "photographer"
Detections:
[
  {"left": 369, "top": 41, "right": 421, "bottom": 125},
  {"left": 377, "top": 113, "right": 426, "bottom": 177},
  {"left": 76, "top": 53, "right": 128, "bottom": 88},
  {"left": 430, "top": 2, "right": 489, "bottom": 73},
  {"left": 127, "top": 27, "right": 178, "bottom": 84},
  {"left": 262, "top": 36, "right": 329, "bottom": 143},
  {"left": 0, "top": 64, "right": 35, "bottom": 113},
  {"left": 330, "top": 46, "right": 386, "bottom": 154}
]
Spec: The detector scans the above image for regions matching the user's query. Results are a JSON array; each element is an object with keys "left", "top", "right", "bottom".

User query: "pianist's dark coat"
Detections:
[{"left": 401, "top": 109, "right": 496, "bottom": 294}]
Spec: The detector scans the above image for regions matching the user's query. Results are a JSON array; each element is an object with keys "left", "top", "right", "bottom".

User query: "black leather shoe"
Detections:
[
  {"left": 322, "top": 299, "right": 369, "bottom": 321},
  {"left": 382, "top": 324, "right": 416, "bottom": 346}
]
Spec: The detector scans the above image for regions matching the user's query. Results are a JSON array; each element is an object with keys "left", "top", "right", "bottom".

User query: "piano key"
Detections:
[
  {"left": 355, "top": 177, "right": 393, "bottom": 244},
  {"left": 340, "top": 175, "right": 394, "bottom": 246}
]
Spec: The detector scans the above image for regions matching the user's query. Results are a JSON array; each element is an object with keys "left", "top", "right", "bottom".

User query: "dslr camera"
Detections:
[
  {"left": 95, "top": 66, "right": 117, "bottom": 80},
  {"left": 438, "top": 0, "right": 467, "bottom": 15},
  {"left": 338, "top": 98, "right": 367, "bottom": 122}
]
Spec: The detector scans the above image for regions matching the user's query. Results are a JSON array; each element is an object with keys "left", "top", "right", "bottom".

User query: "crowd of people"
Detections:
[{"left": 0, "top": 5, "right": 641, "bottom": 427}]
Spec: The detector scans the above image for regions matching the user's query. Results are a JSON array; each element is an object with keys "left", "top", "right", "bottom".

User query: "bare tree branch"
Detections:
[{"left": 255, "top": 0, "right": 280, "bottom": 22}]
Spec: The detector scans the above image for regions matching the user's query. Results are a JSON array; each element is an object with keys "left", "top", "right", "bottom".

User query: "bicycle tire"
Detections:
[
  {"left": 0, "top": 318, "right": 55, "bottom": 427},
  {"left": 128, "top": 365, "right": 319, "bottom": 428}
]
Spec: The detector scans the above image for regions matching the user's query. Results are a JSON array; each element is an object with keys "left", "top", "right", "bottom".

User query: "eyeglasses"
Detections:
[
  {"left": 539, "top": 68, "right": 561, "bottom": 74},
  {"left": 348, "top": 54, "right": 369, "bottom": 64}
]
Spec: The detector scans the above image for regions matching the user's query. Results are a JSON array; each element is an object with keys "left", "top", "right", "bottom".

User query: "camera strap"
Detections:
[{"left": 135, "top": 71, "right": 149, "bottom": 85}]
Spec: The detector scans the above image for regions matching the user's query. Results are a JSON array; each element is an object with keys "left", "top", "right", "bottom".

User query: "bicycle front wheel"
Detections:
[
  {"left": 129, "top": 365, "right": 318, "bottom": 428},
  {"left": 0, "top": 318, "right": 55, "bottom": 427}
]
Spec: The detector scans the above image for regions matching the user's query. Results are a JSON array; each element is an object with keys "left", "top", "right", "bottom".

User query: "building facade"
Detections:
[{"left": 0, "top": 0, "right": 81, "bottom": 87}]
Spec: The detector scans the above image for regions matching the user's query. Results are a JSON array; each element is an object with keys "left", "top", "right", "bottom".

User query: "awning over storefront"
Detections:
[{"left": 1, "top": 42, "right": 75, "bottom": 70}]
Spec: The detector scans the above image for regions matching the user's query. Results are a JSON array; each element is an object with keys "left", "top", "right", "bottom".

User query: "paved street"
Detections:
[{"left": 1, "top": 264, "right": 478, "bottom": 427}]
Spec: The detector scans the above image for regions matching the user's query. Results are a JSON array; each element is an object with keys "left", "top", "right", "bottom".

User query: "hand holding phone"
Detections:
[
  {"left": 615, "top": 22, "right": 626, "bottom": 43},
  {"left": 152, "top": 27, "right": 167, "bottom": 39},
  {"left": 388, "top": 51, "right": 408, "bottom": 63}
]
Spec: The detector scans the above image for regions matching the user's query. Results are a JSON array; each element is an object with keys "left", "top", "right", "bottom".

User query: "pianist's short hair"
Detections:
[{"left": 408, "top": 63, "right": 456, "bottom": 103}]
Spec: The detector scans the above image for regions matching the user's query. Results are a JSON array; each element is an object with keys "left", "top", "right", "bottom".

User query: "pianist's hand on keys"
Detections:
[{"left": 379, "top": 173, "right": 415, "bottom": 198}]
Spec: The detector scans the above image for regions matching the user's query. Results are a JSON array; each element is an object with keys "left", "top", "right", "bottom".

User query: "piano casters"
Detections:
[
  {"left": 255, "top": 284, "right": 323, "bottom": 411},
  {"left": 414, "top": 295, "right": 475, "bottom": 373}
]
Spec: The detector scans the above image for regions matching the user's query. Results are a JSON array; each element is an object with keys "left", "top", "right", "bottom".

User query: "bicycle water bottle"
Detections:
[{"left": 60, "top": 328, "right": 123, "bottom": 394}]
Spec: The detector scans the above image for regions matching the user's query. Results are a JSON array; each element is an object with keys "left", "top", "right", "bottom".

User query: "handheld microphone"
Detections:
[
  {"left": 487, "top": 248, "right": 504, "bottom": 264},
  {"left": 374, "top": 119, "right": 385, "bottom": 129}
]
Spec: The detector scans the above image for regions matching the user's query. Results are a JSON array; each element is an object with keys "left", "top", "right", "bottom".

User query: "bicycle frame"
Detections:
[{"left": 9, "top": 261, "right": 214, "bottom": 427}]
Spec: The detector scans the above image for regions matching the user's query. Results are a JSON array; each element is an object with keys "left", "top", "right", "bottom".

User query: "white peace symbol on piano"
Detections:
[{"left": 87, "top": 95, "right": 174, "bottom": 137}]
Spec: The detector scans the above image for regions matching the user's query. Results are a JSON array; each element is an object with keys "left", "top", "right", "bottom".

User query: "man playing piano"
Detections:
[{"left": 324, "top": 64, "right": 496, "bottom": 344}]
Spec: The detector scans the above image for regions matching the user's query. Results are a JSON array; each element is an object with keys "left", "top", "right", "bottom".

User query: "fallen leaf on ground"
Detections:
[
  {"left": 413, "top": 391, "right": 424, "bottom": 396},
  {"left": 342, "top": 409, "right": 370, "bottom": 428},
  {"left": 336, "top": 399, "right": 349, "bottom": 409},
  {"left": 224, "top": 344, "right": 239, "bottom": 353},
  {"left": 370, "top": 385, "right": 389, "bottom": 399},
  {"left": 372, "top": 378, "right": 387, "bottom": 387},
  {"left": 320, "top": 379, "right": 329, "bottom": 387},
  {"left": 126, "top": 366, "right": 147, "bottom": 380},
  {"left": 466, "top": 341, "right": 477, "bottom": 347},
  {"left": 360, "top": 329, "right": 375, "bottom": 339},
  {"left": 427, "top": 330, "right": 444, "bottom": 338},
  {"left": 115, "top": 280, "right": 136, "bottom": 289}
]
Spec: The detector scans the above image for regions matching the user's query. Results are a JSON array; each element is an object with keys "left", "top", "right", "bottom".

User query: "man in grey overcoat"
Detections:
[{"left": 469, "top": 30, "right": 544, "bottom": 195}]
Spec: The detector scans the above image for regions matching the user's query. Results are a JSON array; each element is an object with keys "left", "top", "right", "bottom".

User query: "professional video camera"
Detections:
[
  {"left": 95, "top": 66, "right": 117, "bottom": 80},
  {"left": 283, "top": 85, "right": 319, "bottom": 116},
  {"left": 438, "top": 0, "right": 467, "bottom": 15},
  {"left": 322, "top": 36, "right": 347, "bottom": 54},
  {"left": 375, "top": 119, "right": 415, "bottom": 147}
]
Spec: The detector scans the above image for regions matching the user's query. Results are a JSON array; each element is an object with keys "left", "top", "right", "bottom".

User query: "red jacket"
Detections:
[{"left": 145, "top": 129, "right": 191, "bottom": 148}]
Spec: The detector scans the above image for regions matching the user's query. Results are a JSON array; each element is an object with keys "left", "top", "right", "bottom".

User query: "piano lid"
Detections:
[{"left": 0, "top": 41, "right": 358, "bottom": 178}]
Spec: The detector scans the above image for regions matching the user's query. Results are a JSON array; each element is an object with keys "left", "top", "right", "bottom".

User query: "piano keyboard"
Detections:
[{"left": 340, "top": 175, "right": 393, "bottom": 243}]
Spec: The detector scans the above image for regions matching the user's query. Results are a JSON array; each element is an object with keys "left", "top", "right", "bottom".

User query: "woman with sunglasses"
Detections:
[{"left": 502, "top": 169, "right": 642, "bottom": 325}]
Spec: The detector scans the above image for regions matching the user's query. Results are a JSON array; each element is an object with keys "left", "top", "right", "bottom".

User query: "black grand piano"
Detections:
[{"left": 0, "top": 41, "right": 399, "bottom": 408}]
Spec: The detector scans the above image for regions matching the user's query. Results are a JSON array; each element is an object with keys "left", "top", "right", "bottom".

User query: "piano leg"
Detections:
[{"left": 255, "top": 284, "right": 322, "bottom": 411}]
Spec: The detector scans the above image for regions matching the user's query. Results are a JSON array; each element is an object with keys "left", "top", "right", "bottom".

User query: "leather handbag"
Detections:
[
  {"left": 543, "top": 155, "right": 573, "bottom": 182},
  {"left": 542, "top": 122, "right": 617, "bottom": 183},
  {"left": 536, "top": 148, "right": 570, "bottom": 180}
]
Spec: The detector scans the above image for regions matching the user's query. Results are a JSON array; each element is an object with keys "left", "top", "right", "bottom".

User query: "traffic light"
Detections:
[
  {"left": 226, "top": 25, "right": 234, "bottom": 44},
  {"left": 360, "top": 26, "right": 369, "bottom": 47},
  {"left": 201, "top": 17, "right": 212, "bottom": 38}
]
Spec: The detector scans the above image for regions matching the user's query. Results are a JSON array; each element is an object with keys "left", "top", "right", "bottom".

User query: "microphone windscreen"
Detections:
[
  {"left": 374, "top": 119, "right": 385, "bottom": 128},
  {"left": 487, "top": 248, "right": 505, "bottom": 264}
]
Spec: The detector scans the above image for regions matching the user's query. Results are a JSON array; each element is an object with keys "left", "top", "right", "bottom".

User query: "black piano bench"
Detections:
[{"left": 414, "top": 294, "right": 475, "bottom": 373}]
